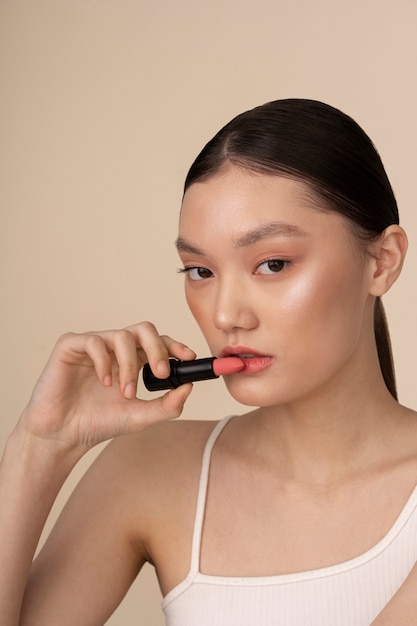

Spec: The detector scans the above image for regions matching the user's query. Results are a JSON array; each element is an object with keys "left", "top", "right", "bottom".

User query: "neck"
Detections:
[{"left": 250, "top": 362, "right": 400, "bottom": 488}]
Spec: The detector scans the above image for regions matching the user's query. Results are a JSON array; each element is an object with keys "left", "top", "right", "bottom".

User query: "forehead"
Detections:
[{"left": 179, "top": 167, "right": 332, "bottom": 238}]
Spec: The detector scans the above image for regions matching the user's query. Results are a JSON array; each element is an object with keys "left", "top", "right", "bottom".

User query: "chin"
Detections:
[{"left": 223, "top": 379, "right": 288, "bottom": 408}]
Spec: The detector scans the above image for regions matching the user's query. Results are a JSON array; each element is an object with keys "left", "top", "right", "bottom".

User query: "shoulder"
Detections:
[
  {"left": 103, "top": 418, "right": 218, "bottom": 474},
  {"left": 65, "top": 419, "right": 222, "bottom": 567},
  {"left": 91, "top": 418, "right": 220, "bottom": 490},
  {"left": 110, "top": 419, "right": 224, "bottom": 566},
  {"left": 87, "top": 419, "right": 219, "bottom": 529}
]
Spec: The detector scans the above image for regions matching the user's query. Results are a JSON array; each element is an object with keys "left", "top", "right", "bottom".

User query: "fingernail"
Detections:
[{"left": 124, "top": 382, "right": 137, "bottom": 399}]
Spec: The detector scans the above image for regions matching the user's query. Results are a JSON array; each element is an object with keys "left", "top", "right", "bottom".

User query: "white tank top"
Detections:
[{"left": 162, "top": 416, "right": 417, "bottom": 625}]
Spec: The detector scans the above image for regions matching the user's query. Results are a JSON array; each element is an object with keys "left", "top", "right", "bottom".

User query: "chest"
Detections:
[
  {"left": 149, "top": 435, "right": 417, "bottom": 596},
  {"left": 199, "top": 460, "right": 417, "bottom": 577},
  {"left": 162, "top": 468, "right": 417, "bottom": 626}
]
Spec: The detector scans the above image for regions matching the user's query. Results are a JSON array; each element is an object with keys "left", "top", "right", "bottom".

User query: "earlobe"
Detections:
[{"left": 369, "top": 225, "right": 408, "bottom": 296}]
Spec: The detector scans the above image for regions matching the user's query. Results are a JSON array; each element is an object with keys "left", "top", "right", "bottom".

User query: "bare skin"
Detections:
[{"left": 1, "top": 167, "right": 417, "bottom": 624}]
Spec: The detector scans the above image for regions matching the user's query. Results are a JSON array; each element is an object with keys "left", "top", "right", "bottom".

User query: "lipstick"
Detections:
[{"left": 143, "top": 356, "right": 244, "bottom": 391}]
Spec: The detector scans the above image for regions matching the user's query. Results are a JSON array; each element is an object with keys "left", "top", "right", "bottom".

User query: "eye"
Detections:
[
  {"left": 178, "top": 266, "right": 214, "bottom": 281},
  {"left": 255, "top": 259, "right": 288, "bottom": 275}
]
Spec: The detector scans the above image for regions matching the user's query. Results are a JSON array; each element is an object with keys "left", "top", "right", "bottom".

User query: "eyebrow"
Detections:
[{"left": 175, "top": 221, "right": 308, "bottom": 255}]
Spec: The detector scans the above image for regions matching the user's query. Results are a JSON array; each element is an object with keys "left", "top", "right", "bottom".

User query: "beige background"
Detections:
[{"left": 1, "top": 0, "right": 417, "bottom": 623}]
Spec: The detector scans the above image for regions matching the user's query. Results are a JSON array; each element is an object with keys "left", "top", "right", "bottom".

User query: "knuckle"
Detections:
[
  {"left": 85, "top": 334, "right": 105, "bottom": 350},
  {"left": 57, "top": 331, "right": 77, "bottom": 344},
  {"left": 55, "top": 331, "right": 80, "bottom": 352},
  {"left": 138, "top": 321, "right": 158, "bottom": 334},
  {"left": 115, "top": 328, "right": 135, "bottom": 344}
]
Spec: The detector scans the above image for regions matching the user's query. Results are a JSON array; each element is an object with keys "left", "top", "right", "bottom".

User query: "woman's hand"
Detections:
[{"left": 18, "top": 322, "right": 195, "bottom": 452}]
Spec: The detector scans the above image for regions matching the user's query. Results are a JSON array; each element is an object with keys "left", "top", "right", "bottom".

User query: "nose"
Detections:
[{"left": 213, "top": 278, "right": 258, "bottom": 332}]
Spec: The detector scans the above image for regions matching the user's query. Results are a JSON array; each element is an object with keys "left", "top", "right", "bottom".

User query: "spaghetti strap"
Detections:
[
  {"left": 162, "top": 415, "right": 234, "bottom": 609},
  {"left": 188, "top": 416, "right": 234, "bottom": 576}
]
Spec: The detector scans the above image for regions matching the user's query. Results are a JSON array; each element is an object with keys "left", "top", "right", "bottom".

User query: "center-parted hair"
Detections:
[{"left": 184, "top": 99, "right": 399, "bottom": 398}]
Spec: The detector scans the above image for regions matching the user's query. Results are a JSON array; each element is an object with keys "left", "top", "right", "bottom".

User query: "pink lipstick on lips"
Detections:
[
  {"left": 220, "top": 347, "right": 274, "bottom": 374},
  {"left": 143, "top": 356, "right": 245, "bottom": 391}
]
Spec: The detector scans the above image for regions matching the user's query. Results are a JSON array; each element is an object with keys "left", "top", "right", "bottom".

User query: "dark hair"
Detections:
[{"left": 184, "top": 99, "right": 399, "bottom": 399}]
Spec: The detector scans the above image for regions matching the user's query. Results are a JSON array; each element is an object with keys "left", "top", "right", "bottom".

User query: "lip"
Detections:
[
  {"left": 219, "top": 346, "right": 274, "bottom": 375},
  {"left": 219, "top": 345, "right": 265, "bottom": 358}
]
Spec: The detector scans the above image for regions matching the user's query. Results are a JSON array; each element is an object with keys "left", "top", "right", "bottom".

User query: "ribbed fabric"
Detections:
[{"left": 162, "top": 416, "right": 417, "bottom": 625}]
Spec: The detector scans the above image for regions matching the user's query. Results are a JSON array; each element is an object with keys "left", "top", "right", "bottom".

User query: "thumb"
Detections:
[
  {"left": 128, "top": 383, "right": 194, "bottom": 431},
  {"left": 157, "top": 383, "right": 194, "bottom": 420}
]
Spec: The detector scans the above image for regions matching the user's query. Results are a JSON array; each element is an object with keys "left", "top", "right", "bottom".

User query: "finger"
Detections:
[
  {"left": 110, "top": 329, "right": 142, "bottom": 398},
  {"left": 58, "top": 333, "right": 113, "bottom": 387},
  {"left": 93, "top": 325, "right": 191, "bottom": 399},
  {"left": 84, "top": 326, "right": 164, "bottom": 398},
  {"left": 126, "top": 322, "right": 195, "bottom": 379},
  {"left": 160, "top": 336, "right": 197, "bottom": 361},
  {"left": 136, "top": 337, "right": 196, "bottom": 375}
]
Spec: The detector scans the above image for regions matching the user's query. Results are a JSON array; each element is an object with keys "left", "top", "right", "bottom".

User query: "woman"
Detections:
[{"left": 1, "top": 99, "right": 417, "bottom": 624}]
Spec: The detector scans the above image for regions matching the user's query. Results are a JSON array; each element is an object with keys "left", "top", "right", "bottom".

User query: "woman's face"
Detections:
[{"left": 177, "top": 166, "right": 375, "bottom": 407}]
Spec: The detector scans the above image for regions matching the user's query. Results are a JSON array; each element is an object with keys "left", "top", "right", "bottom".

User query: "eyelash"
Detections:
[
  {"left": 177, "top": 266, "right": 214, "bottom": 281},
  {"left": 255, "top": 258, "right": 290, "bottom": 275},
  {"left": 177, "top": 258, "right": 290, "bottom": 281}
]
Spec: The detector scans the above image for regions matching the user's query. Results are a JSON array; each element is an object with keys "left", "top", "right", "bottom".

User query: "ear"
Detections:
[{"left": 369, "top": 225, "right": 408, "bottom": 296}]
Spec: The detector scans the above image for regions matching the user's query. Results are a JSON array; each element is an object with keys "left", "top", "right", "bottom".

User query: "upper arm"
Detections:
[
  {"left": 20, "top": 435, "right": 154, "bottom": 626},
  {"left": 20, "top": 420, "right": 212, "bottom": 624}
]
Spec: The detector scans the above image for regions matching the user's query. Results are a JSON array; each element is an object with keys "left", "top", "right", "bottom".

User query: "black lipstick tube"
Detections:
[{"left": 143, "top": 357, "right": 217, "bottom": 391}]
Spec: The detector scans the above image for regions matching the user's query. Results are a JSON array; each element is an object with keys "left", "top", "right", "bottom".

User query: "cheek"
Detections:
[
  {"left": 185, "top": 289, "right": 221, "bottom": 355},
  {"left": 275, "top": 260, "right": 369, "bottom": 362},
  {"left": 185, "top": 287, "right": 212, "bottom": 331}
]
